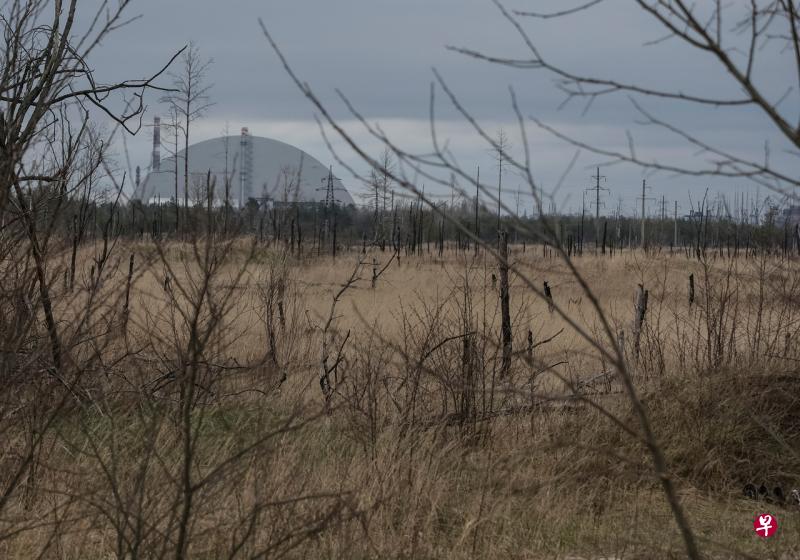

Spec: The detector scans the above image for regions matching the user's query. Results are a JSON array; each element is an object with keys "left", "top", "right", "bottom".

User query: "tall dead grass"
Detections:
[{"left": 3, "top": 240, "right": 800, "bottom": 558}]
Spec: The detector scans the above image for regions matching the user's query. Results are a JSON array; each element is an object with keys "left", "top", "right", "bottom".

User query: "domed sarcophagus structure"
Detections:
[{"left": 134, "top": 122, "right": 353, "bottom": 208}]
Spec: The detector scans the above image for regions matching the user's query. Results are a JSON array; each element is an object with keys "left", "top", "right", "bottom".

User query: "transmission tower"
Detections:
[
  {"left": 586, "top": 167, "right": 609, "bottom": 248},
  {"left": 587, "top": 167, "right": 609, "bottom": 220},
  {"left": 324, "top": 166, "right": 336, "bottom": 209},
  {"left": 316, "top": 166, "right": 347, "bottom": 238},
  {"left": 638, "top": 179, "right": 655, "bottom": 248}
]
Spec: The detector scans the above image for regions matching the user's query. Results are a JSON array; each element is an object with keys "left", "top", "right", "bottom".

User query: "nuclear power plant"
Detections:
[{"left": 133, "top": 118, "right": 353, "bottom": 207}]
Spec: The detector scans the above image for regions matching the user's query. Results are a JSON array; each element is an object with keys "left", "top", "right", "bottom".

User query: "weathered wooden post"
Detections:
[{"left": 688, "top": 273, "right": 695, "bottom": 307}]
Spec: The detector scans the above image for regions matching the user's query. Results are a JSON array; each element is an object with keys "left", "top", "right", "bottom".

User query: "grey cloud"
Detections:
[{"left": 78, "top": 0, "right": 796, "bottom": 211}]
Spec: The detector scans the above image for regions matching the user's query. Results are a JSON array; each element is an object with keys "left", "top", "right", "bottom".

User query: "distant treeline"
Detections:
[{"left": 24, "top": 187, "right": 800, "bottom": 258}]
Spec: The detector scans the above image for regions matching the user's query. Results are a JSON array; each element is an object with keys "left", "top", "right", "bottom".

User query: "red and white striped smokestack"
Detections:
[{"left": 152, "top": 116, "right": 161, "bottom": 171}]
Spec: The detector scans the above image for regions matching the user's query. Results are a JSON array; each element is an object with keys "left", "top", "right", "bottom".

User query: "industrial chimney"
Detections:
[
  {"left": 152, "top": 116, "right": 161, "bottom": 171},
  {"left": 239, "top": 127, "right": 253, "bottom": 207}
]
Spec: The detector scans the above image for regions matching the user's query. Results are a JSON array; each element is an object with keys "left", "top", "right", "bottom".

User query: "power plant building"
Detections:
[{"left": 134, "top": 122, "right": 353, "bottom": 207}]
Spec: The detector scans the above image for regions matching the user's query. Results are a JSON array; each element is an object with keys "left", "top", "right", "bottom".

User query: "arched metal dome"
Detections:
[{"left": 134, "top": 129, "right": 353, "bottom": 207}]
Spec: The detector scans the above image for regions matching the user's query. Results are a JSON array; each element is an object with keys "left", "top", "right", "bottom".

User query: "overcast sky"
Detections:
[{"left": 87, "top": 0, "right": 797, "bottom": 217}]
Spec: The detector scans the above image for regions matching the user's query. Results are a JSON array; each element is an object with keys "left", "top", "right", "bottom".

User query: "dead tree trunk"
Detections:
[
  {"left": 15, "top": 185, "right": 62, "bottom": 372},
  {"left": 123, "top": 253, "right": 135, "bottom": 332},
  {"left": 633, "top": 284, "right": 649, "bottom": 357},
  {"left": 461, "top": 287, "right": 474, "bottom": 426},
  {"left": 69, "top": 214, "right": 79, "bottom": 291},
  {"left": 527, "top": 329, "right": 533, "bottom": 360},
  {"left": 795, "top": 224, "right": 800, "bottom": 257},
  {"left": 499, "top": 230, "right": 512, "bottom": 377},
  {"left": 296, "top": 205, "right": 302, "bottom": 256},
  {"left": 544, "top": 281, "right": 554, "bottom": 313},
  {"left": 602, "top": 221, "right": 607, "bottom": 255}
]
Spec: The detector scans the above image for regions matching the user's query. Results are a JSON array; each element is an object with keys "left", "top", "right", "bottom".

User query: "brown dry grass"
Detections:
[{"left": 2, "top": 241, "right": 800, "bottom": 559}]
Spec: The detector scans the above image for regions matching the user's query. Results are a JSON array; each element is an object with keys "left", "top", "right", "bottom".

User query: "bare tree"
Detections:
[
  {"left": 260, "top": 10, "right": 718, "bottom": 556},
  {"left": 161, "top": 106, "right": 183, "bottom": 231},
  {"left": 161, "top": 41, "right": 213, "bottom": 233},
  {"left": 0, "top": 0, "right": 181, "bottom": 534},
  {"left": 0, "top": 0, "right": 181, "bottom": 218},
  {"left": 362, "top": 148, "right": 394, "bottom": 245},
  {"left": 491, "top": 128, "right": 511, "bottom": 233},
  {"left": 221, "top": 122, "right": 238, "bottom": 236},
  {"left": 450, "top": 1, "right": 800, "bottom": 197}
]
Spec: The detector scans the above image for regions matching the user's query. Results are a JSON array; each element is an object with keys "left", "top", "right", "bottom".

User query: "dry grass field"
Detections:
[
  {"left": 3, "top": 238, "right": 800, "bottom": 559},
  {"left": 7, "top": 1, "right": 800, "bottom": 557}
]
